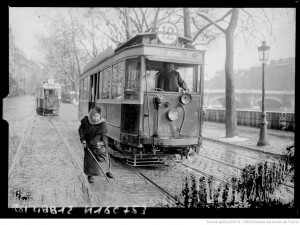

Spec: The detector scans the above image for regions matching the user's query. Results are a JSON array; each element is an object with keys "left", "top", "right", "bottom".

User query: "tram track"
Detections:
[
  {"left": 114, "top": 156, "right": 181, "bottom": 207},
  {"left": 110, "top": 137, "right": 294, "bottom": 207},
  {"left": 47, "top": 116, "right": 97, "bottom": 207},
  {"left": 163, "top": 156, "right": 294, "bottom": 206},
  {"left": 8, "top": 114, "right": 36, "bottom": 182},
  {"left": 167, "top": 155, "right": 237, "bottom": 189},
  {"left": 202, "top": 140, "right": 294, "bottom": 188}
]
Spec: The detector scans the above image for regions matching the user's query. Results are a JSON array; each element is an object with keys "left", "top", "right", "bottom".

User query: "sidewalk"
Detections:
[{"left": 202, "top": 121, "right": 295, "bottom": 157}]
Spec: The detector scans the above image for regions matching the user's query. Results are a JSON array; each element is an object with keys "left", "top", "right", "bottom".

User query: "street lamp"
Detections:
[{"left": 257, "top": 41, "right": 270, "bottom": 146}]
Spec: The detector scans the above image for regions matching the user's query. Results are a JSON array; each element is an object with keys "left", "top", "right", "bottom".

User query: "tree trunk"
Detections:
[
  {"left": 225, "top": 32, "right": 237, "bottom": 137},
  {"left": 72, "top": 81, "right": 78, "bottom": 102},
  {"left": 224, "top": 8, "right": 239, "bottom": 137},
  {"left": 124, "top": 8, "right": 132, "bottom": 40},
  {"left": 183, "top": 8, "right": 191, "bottom": 39}
]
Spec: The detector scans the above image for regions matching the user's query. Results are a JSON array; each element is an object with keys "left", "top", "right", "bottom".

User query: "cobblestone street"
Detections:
[{"left": 4, "top": 95, "right": 294, "bottom": 208}]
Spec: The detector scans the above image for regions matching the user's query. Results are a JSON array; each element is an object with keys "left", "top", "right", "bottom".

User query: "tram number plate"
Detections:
[{"left": 158, "top": 23, "right": 178, "bottom": 45}]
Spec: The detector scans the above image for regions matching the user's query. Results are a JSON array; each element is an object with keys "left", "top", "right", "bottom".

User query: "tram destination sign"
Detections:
[
  {"left": 157, "top": 23, "right": 178, "bottom": 45},
  {"left": 43, "top": 83, "right": 61, "bottom": 89},
  {"left": 145, "top": 46, "right": 203, "bottom": 63}
]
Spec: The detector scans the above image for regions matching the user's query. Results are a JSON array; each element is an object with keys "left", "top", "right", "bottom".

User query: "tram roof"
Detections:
[
  {"left": 82, "top": 46, "right": 115, "bottom": 74},
  {"left": 114, "top": 32, "right": 193, "bottom": 53},
  {"left": 82, "top": 32, "right": 198, "bottom": 75}
]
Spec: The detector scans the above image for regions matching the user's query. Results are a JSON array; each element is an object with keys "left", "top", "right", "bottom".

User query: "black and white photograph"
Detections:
[{"left": 3, "top": 7, "right": 297, "bottom": 219}]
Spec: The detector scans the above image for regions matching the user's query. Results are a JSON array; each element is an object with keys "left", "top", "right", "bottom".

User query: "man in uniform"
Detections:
[{"left": 157, "top": 62, "right": 187, "bottom": 92}]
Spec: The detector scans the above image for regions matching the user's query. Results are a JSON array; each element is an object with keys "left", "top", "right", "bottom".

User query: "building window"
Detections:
[
  {"left": 124, "top": 58, "right": 141, "bottom": 100},
  {"left": 102, "top": 67, "right": 111, "bottom": 99},
  {"left": 112, "top": 61, "right": 123, "bottom": 100}
]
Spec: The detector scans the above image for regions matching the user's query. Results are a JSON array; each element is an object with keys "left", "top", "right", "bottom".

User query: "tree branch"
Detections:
[{"left": 196, "top": 11, "right": 229, "bottom": 33}]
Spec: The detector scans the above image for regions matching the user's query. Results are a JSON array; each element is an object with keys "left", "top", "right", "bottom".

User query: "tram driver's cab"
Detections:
[{"left": 145, "top": 60, "right": 200, "bottom": 94}]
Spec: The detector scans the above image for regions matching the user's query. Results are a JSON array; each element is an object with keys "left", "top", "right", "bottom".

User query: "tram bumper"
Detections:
[{"left": 142, "top": 136, "right": 199, "bottom": 147}]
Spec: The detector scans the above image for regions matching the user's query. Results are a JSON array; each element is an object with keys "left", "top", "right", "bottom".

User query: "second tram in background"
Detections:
[
  {"left": 35, "top": 80, "right": 61, "bottom": 115},
  {"left": 79, "top": 28, "right": 205, "bottom": 166}
]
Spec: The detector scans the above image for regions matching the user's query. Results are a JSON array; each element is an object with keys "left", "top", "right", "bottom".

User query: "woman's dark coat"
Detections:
[{"left": 78, "top": 116, "right": 111, "bottom": 176}]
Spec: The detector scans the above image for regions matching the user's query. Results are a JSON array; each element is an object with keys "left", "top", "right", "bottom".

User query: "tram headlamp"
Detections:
[
  {"left": 168, "top": 109, "right": 179, "bottom": 121},
  {"left": 180, "top": 93, "right": 192, "bottom": 105}
]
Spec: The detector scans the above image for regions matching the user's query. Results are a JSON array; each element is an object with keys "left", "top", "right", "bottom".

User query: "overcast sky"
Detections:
[{"left": 9, "top": 7, "right": 296, "bottom": 79}]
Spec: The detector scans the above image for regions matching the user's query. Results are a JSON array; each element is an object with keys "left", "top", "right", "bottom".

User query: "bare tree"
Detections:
[
  {"left": 39, "top": 18, "right": 79, "bottom": 100},
  {"left": 90, "top": 8, "right": 183, "bottom": 44},
  {"left": 194, "top": 9, "right": 239, "bottom": 137},
  {"left": 38, "top": 9, "right": 104, "bottom": 100},
  {"left": 191, "top": 8, "right": 286, "bottom": 138}
]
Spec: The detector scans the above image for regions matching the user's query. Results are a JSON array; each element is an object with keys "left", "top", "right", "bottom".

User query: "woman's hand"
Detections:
[{"left": 82, "top": 140, "right": 87, "bottom": 149}]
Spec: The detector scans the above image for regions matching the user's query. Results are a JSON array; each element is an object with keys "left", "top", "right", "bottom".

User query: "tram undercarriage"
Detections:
[{"left": 107, "top": 137, "right": 201, "bottom": 167}]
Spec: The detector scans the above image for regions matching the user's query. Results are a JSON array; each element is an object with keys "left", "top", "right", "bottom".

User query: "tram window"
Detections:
[
  {"left": 112, "top": 62, "right": 123, "bottom": 100},
  {"left": 177, "top": 66, "right": 197, "bottom": 92},
  {"left": 124, "top": 58, "right": 141, "bottom": 100},
  {"left": 48, "top": 89, "right": 58, "bottom": 97},
  {"left": 145, "top": 60, "right": 163, "bottom": 91},
  {"left": 146, "top": 61, "right": 198, "bottom": 93},
  {"left": 102, "top": 67, "right": 111, "bottom": 99}
]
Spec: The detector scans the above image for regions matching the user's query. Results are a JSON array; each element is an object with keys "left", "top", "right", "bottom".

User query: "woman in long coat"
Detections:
[{"left": 78, "top": 106, "right": 113, "bottom": 183}]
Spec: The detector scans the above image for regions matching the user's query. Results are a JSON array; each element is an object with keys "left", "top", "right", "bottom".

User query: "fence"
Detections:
[{"left": 204, "top": 109, "right": 295, "bottom": 132}]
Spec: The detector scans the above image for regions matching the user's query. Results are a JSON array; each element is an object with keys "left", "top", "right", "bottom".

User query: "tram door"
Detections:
[{"left": 89, "top": 74, "right": 97, "bottom": 111}]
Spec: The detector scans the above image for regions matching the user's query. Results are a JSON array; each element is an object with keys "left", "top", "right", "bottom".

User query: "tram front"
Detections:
[{"left": 141, "top": 55, "right": 205, "bottom": 157}]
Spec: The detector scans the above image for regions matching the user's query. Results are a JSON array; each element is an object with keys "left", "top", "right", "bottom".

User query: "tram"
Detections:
[
  {"left": 35, "top": 80, "right": 61, "bottom": 115},
  {"left": 79, "top": 29, "right": 205, "bottom": 166}
]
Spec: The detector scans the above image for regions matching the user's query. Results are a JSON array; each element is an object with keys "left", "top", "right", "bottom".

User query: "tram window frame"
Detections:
[
  {"left": 90, "top": 73, "right": 97, "bottom": 101},
  {"left": 145, "top": 60, "right": 199, "bottom": 93},
  {"left": 87, "top": 76, "right": 90, "bottom": 100},
  {"left": 102, "top": 66, "right": 112, "bottom": 99},
  {"left": 96, "top": 71, "right": 100, "bottom": 100},
  {"left": 175, "top": 65, "right": 198, "bottom": 93},
  {"left": 111, "top": 61, "right": 124, "bottom": 100},
  {"left": 97, "top": 71, "right": 102, "bottom": 100},
  {"left": 124, "top": 58, "right": 141, "bottom": 100}
]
